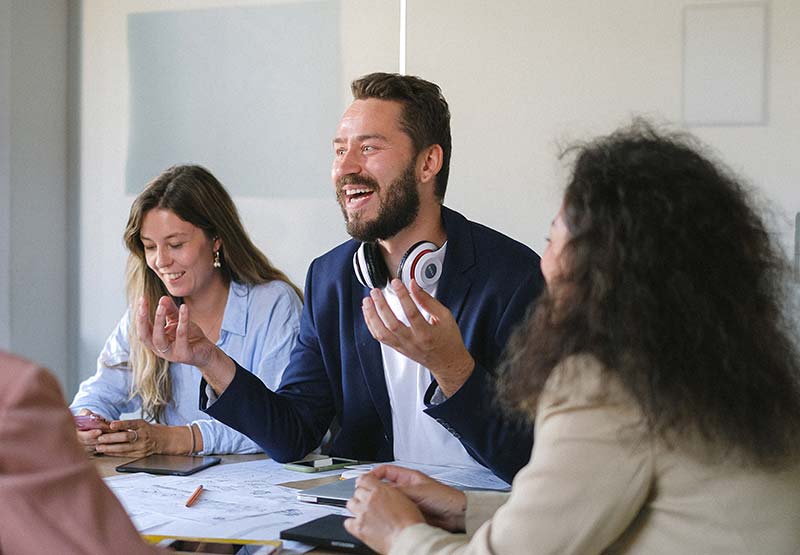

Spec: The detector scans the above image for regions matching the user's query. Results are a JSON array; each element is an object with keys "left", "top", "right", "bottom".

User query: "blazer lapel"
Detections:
[
  {"left": 436, "top": 206, "right": 476, "bottom": 321},
  {"left": 352, "top": 276, "right": 393, "bottom": 436}
]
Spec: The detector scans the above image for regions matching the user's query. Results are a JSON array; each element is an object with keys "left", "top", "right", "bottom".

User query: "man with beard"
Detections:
[{"left": 136, "top": 73, "right": 543, "bottom": 483}]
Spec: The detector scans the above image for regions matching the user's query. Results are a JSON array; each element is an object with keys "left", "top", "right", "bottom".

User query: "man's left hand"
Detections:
[{"left": 362, "top": 278, "right": 475, "bottom": 397}]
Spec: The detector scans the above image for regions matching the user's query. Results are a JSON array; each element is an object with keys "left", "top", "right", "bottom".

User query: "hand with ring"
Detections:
[
  {"left": 93, "top": 419, "right": 200, "bottom": 458},
  {"left": 136, "top": 296, "right": 219, "bottom": 369},
  {"left": 94, "top": 419, "right": 163, "bottom": 458},
  {"left": 135, "top": 295, "right": 238, "bottom": 395}
]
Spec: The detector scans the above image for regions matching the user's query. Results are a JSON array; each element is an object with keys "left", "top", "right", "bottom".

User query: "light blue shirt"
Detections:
[{"left": 70, "top": 280, "right": 301, "bottom": 454}]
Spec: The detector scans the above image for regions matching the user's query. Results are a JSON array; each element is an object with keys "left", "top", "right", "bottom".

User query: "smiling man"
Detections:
[{"left": 137, "top": 73, "right": 544, "bottom": 483}]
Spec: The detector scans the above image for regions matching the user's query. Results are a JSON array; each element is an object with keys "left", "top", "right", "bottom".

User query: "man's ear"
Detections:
[{"left": 417, "top": 144, "right": 444, "bottom": 185}]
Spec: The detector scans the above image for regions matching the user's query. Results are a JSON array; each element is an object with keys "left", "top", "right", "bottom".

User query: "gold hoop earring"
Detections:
[{"left": 213, "top": 250, "right": 221, "bottom": 269}]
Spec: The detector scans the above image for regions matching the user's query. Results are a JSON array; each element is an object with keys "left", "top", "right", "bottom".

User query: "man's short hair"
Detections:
[{"left": 351, "top": 73, "right": 452, "bottom": 201}]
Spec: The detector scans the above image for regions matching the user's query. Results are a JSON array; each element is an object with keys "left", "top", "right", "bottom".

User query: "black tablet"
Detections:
[
  {"left": 280, "top": 514, "right": 376, "bottom": 554},
  {"left": 116, "top": 454, "right": 221, "bottom": 476}
]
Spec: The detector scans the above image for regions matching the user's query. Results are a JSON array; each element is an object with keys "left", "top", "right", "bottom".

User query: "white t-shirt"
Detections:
[{"left": 380, "top": 272, "right": 485, "bottom": 471}]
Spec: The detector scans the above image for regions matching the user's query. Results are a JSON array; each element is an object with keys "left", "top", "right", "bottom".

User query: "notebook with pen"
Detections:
[{"left": 280, "top": 514, "right": 376, "bottom": 554}]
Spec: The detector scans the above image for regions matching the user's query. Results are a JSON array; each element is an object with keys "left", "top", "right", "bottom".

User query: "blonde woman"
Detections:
[{"left": 71, "top": 165, "right": 302, "bottom": 457}]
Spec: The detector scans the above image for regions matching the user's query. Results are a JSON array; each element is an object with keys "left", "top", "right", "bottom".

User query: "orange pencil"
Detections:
[{"left": 185, "top": 485, "right": 204, "bottom": 507}]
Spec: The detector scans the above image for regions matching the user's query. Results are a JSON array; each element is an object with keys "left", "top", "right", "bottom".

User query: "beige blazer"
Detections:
[
  {"left": 0, "top": 351, "right": 162, "bottom": 554},
  {"left": 391, "top": 355, "right": 800, "bottom": 555}
]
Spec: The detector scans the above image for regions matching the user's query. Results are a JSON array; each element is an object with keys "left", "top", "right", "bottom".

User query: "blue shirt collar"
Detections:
[{"left": 220, "top": 281, "right": 249, "bottom": 338}]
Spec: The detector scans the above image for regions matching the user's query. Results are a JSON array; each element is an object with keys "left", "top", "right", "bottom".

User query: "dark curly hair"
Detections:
[
  {"left": 351, "top": 72, "right": 452, "bottom": 201},
  {"left": 497, "top": 121, "right": 800, "bottom": 467}
]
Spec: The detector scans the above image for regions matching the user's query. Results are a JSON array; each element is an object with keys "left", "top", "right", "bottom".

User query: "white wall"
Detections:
[
  {"left": 408, "top": 0, "right": 799, "bottom": 259},
  {"left": 0, "top": 0, "right": 69, "bottom": 385}
]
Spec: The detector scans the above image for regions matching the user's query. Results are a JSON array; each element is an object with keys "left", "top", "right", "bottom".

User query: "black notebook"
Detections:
[{"left": 280, "top": 514, "right": 376, "bottom": 554}]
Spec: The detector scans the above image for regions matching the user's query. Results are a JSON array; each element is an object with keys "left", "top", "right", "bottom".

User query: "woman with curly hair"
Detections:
[{"left": 344, "top": 123, "right": 800, "bottom": 554}]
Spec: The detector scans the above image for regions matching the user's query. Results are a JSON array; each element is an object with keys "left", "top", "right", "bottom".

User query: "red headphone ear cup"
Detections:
[{"left": 399, "top": 241, "right": 443, "bottom": 288}]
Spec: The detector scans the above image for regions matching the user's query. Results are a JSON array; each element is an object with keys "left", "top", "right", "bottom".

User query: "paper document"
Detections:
[
  {"left": 104, "top": 457, "right": 508, "bottom": 555},
  {"left": 105, "top": 459, "right": 348, "bottom": 553}
]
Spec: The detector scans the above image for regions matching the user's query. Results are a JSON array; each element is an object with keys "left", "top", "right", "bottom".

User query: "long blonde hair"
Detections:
[{"left": 123, "top": 165, "right": 302, "bottom": 422}]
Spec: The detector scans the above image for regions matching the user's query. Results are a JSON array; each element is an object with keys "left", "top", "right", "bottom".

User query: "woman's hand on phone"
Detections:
[
  {"left": 94, "top": 419, "right": 162, "bottom": 458},
  {"left": 74, "top": 409, "right": 110, "bottom": 453}
]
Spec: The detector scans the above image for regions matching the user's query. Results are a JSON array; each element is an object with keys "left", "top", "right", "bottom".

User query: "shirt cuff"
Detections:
[
  {"left": 205, "top": 383, "right": 219, "bottom": 405},
  {"left": 198, "top": 376, "right": 220, "bottom": 410},
  {"left": 192, "top": 420, "right": 213, "bottom": 455},
  {"left": 428, "top": 385, "right": 448, "bottom": 405}
]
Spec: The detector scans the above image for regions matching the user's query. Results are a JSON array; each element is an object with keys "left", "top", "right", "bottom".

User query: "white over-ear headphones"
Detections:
[{"left": 353, "top": 240, "right": 445, "bottom": 289}]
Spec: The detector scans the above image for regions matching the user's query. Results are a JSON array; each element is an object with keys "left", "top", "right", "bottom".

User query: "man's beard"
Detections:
[{"left": 336, "top": 163, "right": 420, "bottom": 243}]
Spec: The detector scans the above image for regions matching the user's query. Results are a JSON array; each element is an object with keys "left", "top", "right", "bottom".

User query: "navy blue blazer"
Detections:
[{"left": 203, "top": 206, "right": 544, "bottom": 483}]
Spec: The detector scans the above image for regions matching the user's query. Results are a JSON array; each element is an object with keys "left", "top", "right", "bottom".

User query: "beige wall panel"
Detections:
[{"left": 406, "top": 0, "right": 799, "bottom": 262}]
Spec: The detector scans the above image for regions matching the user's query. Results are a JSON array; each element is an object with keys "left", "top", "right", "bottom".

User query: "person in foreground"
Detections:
[
  {"left": 71, "top": 165, "right": 302, "bottom": 457},
  {"left": 344, "top": 122, "right": 800, "bottom": 554},
  {"left": 0, "top": 351, "right": 162, "bottom": 554},
  {"left": 136, "top": 74, "right": 543, "bottom": 483}
]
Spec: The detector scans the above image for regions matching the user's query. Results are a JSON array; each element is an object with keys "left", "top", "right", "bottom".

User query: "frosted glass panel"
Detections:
[
  {"left": 126, "top": 2, "right": 342, "bottom": 196},
  {"left": 682, "top": 3, "right": 767, "bottom": 126}
]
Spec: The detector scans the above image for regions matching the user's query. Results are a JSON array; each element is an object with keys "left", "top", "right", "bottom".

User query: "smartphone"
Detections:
[
  {"left": 283, "top": 457, "right": 358, "bottom": 473},
  {"left": 155, "top": 539, "right": 276, "bottom": 554},
  {"left": 74, "top": 414, "right": 111, "bottom": 432},
  {"left": 167, "top": 540, "right": 243, "bottom": 553}
]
